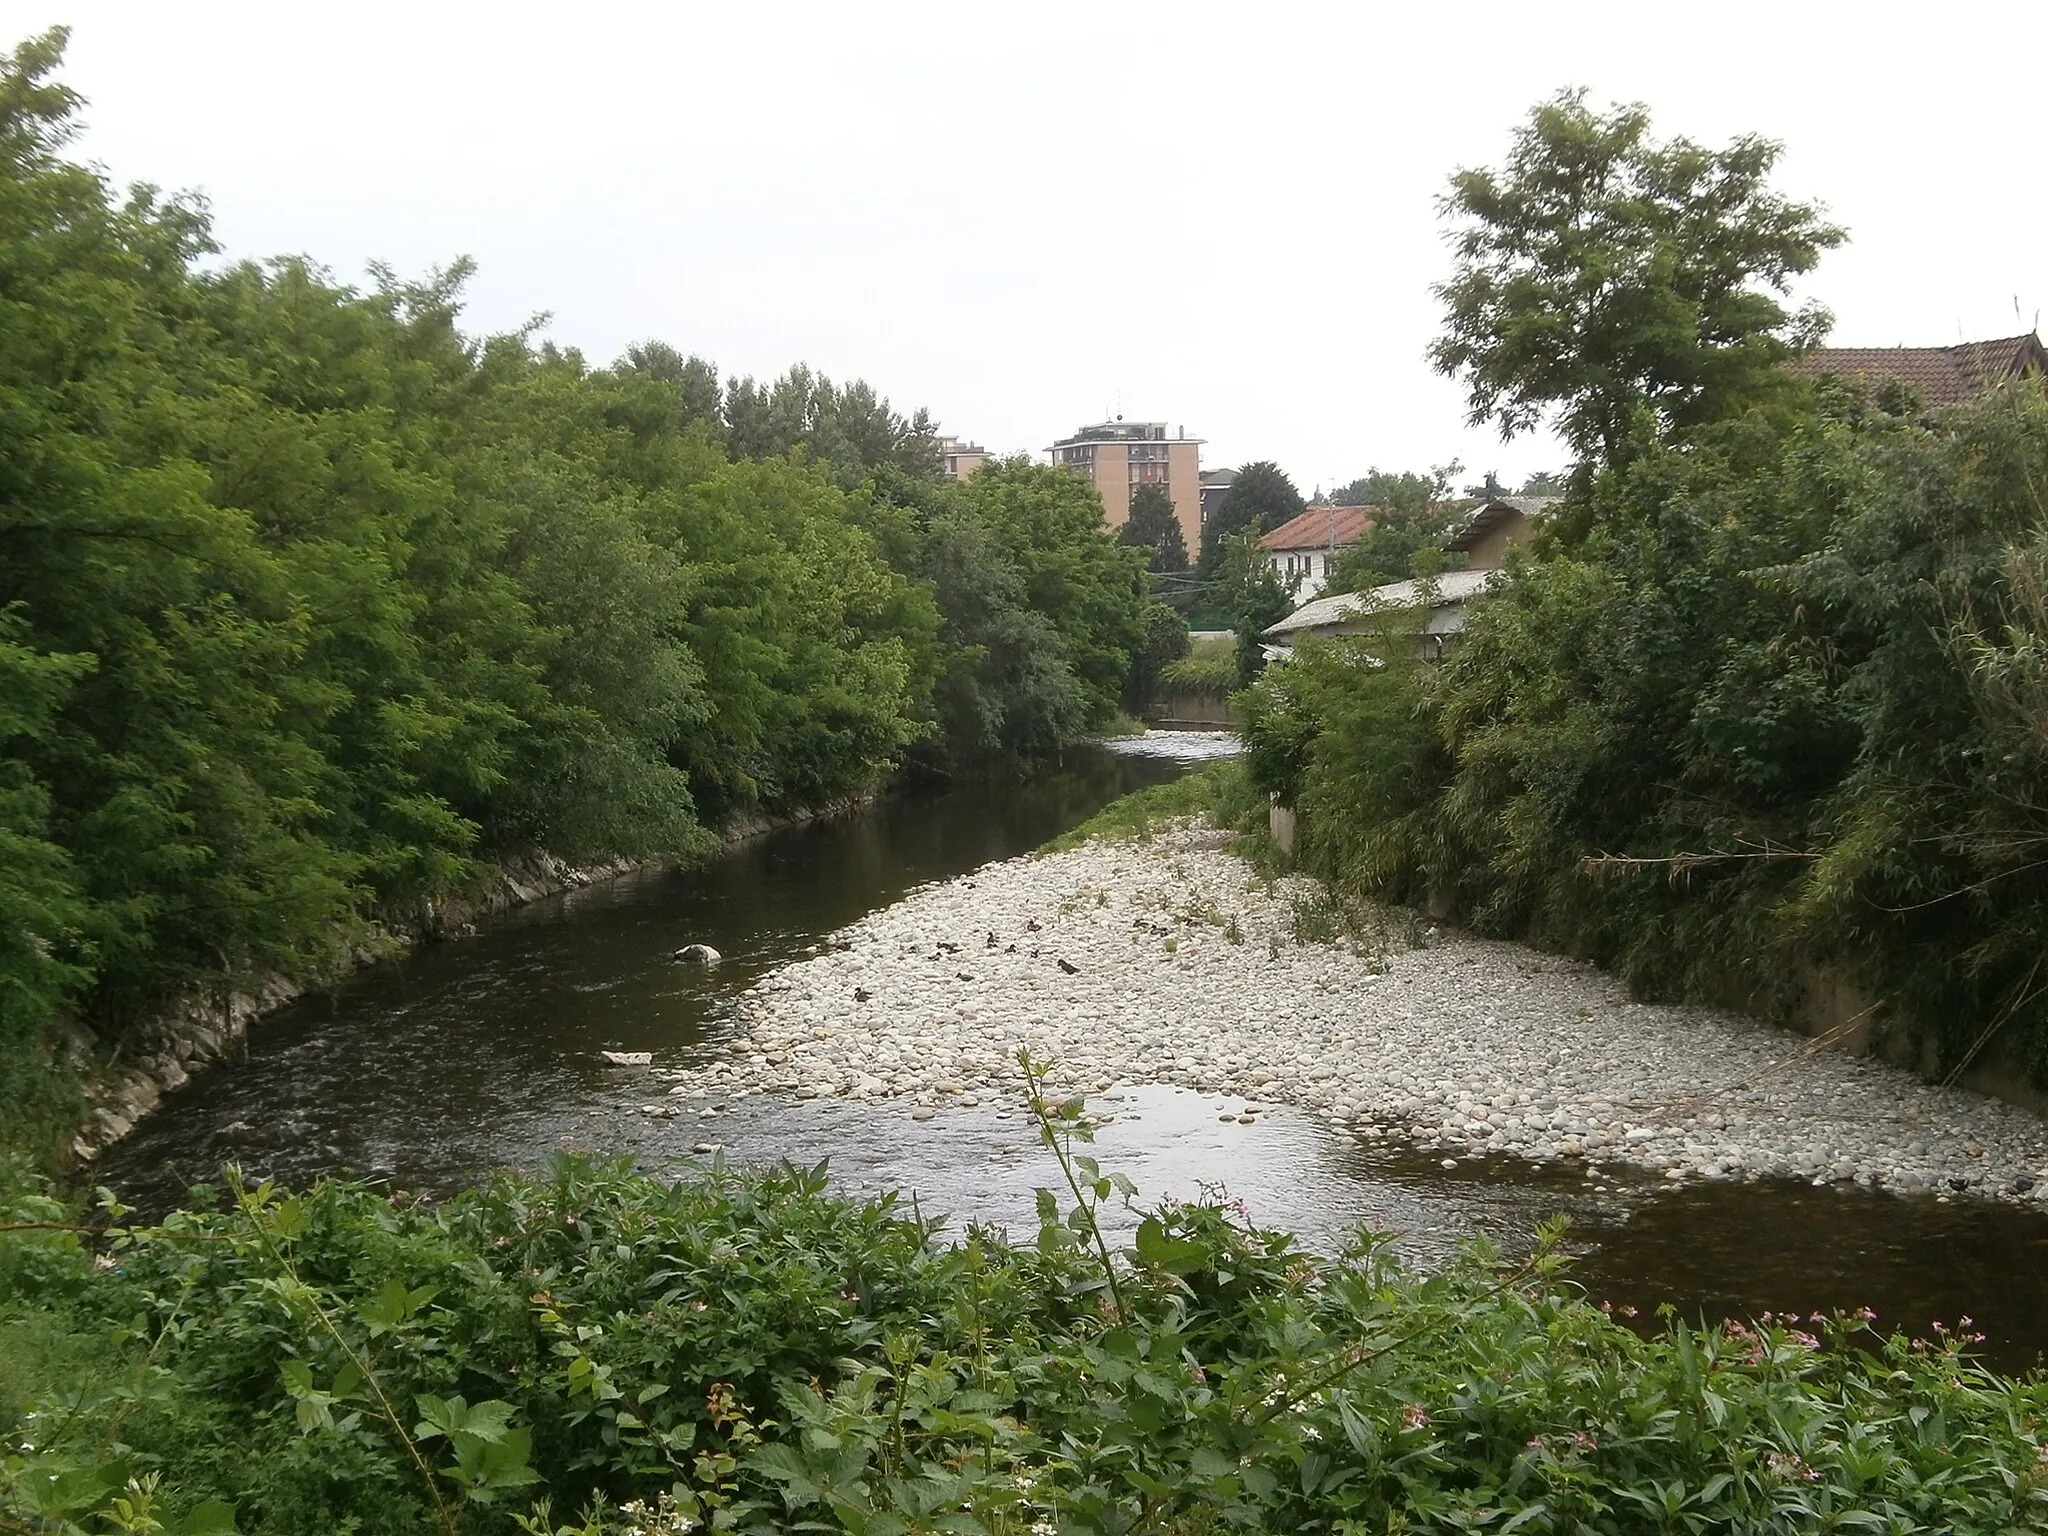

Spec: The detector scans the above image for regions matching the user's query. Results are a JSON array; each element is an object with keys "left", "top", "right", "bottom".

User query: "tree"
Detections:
[
  {"left": 954, "top": 460, "right": 1155, "bottom": 728},
  {"left": 1517, "top": 470, "right": 1566, "bottom": 495},
  {"left": 1216, "top": 531, "right": 1296, "bottom": 688},
  {"left": 1327, "top": 463, "right": 1461, "bottom": 516},
  {"left": 1117, "top": 482, "right": 1188, "bottom": 573},
  {"left": 1430, "top": 90, "right": 1844, "bottom": 471},
  {"left": 1321, "top": 463, "right": 1467, "bottom": 594},
  {"left": 721, "top": 364, "right": 941, "bottom": 484},
  {"left": 1197, "top": 460, "right": 1303, "bottom": 578}
]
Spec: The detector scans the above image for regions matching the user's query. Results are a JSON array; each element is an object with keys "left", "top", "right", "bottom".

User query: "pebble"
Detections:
[{"left": 657, "top": 828, "right": 2048, "bottom": 1207}]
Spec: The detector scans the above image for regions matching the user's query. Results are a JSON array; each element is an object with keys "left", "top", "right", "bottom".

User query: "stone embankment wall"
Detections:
[
  {"left": 72, "top": 798, "right": 867, "bottom": 1164},
  {"left": 1142, "top": 687, "right": 1236, "bottom": 728}
]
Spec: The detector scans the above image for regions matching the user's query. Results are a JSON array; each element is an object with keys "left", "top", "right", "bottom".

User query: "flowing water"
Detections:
[{"left": 98, "top": 738, "right": 2048, "bottom": 1372}]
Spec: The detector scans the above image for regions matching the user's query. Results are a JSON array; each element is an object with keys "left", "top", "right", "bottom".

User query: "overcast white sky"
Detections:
[{"left": 10, "top": 1, "right": 2047, "bottom": 494}]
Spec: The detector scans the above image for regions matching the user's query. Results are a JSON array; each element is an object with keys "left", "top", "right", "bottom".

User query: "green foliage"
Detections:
[
  {"left": 1196, "top": 462, "right": 1303, "bottom": 580},
  {"left": 1124, "top": 602, "right": 1193, "bottom": 716},
  {"left": 5, "top": 1151, "right": 2044, "bottom": 1535},
  {"left": 1322, "top": 465, "right": 1473, "bottom": 596},
  {"left": 0, "top": 34, "right": 1170, "bottom": 1161},
  {"left": 1116, "top": 483, "right": 1189, "bottom": 574},
  {"left": 1250, "top": 380, "right": 2048, "bottom": 1077},
  {"left": 719, "top": 364, "right": 941, "bottom": 487},
  {"left": 953, "top": 460, "right": 1161, "bottom": 734},
  {"left": 1430, "top": 89, "right": 1843, "bottom": 471},
  {"left": 1211, "top": 534, "right": 1295, "bottom": 689},
  {"left": 1249, "top": 91, "right": 2048, "bottom": 1079},
  {"left": 1039, "top": 759, "right": 1253, "bottom": 853},
  {"left": 1157, "top": 635, "right": 1236, "bottom": 695}
]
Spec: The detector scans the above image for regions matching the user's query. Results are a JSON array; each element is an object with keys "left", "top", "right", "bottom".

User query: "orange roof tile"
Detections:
[{"left": 1259, "top": 504, "right": 1377, "bottom": 551}]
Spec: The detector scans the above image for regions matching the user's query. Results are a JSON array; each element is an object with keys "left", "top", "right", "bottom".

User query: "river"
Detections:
[{"left": 98, "top": 738, "right": 2048, "bottom": 1372}]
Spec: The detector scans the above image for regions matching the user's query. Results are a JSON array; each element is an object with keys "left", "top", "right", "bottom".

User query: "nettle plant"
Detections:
[{"left": 4, "top": 1068, "right": 2047, "bottom": 1534}]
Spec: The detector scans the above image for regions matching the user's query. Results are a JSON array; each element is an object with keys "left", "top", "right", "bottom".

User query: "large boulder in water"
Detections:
[{"left": 674, "top": 943, "right": 722, "bottom": 965}]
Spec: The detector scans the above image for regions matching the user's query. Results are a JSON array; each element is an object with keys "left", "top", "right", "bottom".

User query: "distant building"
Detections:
[
  {"left": 1258, "top": 504, "right": 1376, "bottom": 600},
  {"left": 1198, "top": 468, "right": 1237, "bottom": 530},
  {"left": 1260, "top": 496, "right": 1557, "bottom": 660},
  {"left": 935, "top": 435, "right": 991, "bottom": 481},
  {"left": 1786, "top": 333, "right": 2048, "bottom": 407},
  {"left": 1047, "top": 420, "right": 1203, "bottom": 552},
  {"left": 1446, "top": 495, "right": 1552, "bottom": 569}
]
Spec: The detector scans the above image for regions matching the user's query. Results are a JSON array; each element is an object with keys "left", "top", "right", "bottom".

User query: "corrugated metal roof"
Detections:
[{"left": 1263, "top": 567, "right": 1500, "bottom": 638}]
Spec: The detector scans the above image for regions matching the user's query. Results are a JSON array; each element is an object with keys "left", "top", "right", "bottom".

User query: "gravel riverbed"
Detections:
[{"left": 648, "top": 827, "right": 2048, "bottom": 1205}]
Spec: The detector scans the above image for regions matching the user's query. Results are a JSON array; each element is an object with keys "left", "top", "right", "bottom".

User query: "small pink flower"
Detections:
[{"left": 1401, "top": 1403, "right": 1430, "bottom": 1430}]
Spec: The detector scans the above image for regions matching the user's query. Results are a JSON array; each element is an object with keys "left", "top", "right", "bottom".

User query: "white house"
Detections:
[
  {"left": 1259, "top": 496, "right": 1557, "bottom": 661},
  {"left": 1257, "top": 504, "right": 1374, "bottom": 600}
]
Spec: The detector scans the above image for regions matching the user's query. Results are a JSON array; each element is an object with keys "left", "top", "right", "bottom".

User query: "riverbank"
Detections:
[
  {"left": 679, "top": 825, "right": 2048, "bottom": 1205},
  {"left": 68, "top": 799, "right": 877, "bottom": 1165}
]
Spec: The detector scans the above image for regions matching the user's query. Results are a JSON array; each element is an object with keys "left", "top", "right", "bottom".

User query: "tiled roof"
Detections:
[
  {"left": 1264, "top": 567, "right": 1502, "bottom": 638},
  {"left": 1786, "top": 333, "right": 2047, "bottom": 406},
  {"left": 1259, "top": 504, "right": 1377, "bottom": 551}
]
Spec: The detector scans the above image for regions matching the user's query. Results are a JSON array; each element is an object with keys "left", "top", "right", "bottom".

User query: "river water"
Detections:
[{"left": 99, "top": 739, "right": 2048, "bottom": 1373}]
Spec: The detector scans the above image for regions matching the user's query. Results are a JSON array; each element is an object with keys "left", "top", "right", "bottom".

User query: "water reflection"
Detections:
[{"left": 97, "top": 743, "right": 2048, "bottom": 1375}]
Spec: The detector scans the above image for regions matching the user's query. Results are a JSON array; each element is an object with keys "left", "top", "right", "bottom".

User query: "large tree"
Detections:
[
  {"left": 1197, "top": 460, "right": 1302, "bottom": 579},
  {"left": 1430, "top": 91, "right": 1844, "bottom": 471},
  {"left": 1117, "top": 482, "right": 1189, "bottom": 573}
]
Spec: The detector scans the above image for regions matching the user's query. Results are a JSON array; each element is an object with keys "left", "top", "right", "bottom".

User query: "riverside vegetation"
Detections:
[
  {"left": 9, "top": 53, "right": 2048, "bottom": 1536},
  {"left": 1241, "top": 94, "right": 2048, "bottom": 1087},
  {"left": 0, "top": 30, "right": 1184, "bottom": 1167},
  {"left": 5, "top": 1104, "right": 2047, "bottom": 1535}
]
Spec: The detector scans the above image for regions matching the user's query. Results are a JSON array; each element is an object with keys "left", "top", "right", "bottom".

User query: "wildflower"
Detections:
[
  {"left": 1573, "top": 1431, "right": 1598, "bottom": 1453},
  {"left": 1301, "top": 1422, "right": 1322, "bottom": 1441},
  {"left": 1401, "top": 1403, "right": 1430, "bottom": 1430},
  {"left": 1031, "top": 1521, "right": 1057, "bottom": 1536},
  {"left": 841, "top": 1290, "right": 860, "bottom": 1302}
]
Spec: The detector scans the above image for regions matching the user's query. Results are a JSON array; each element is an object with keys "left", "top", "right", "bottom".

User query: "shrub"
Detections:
[{"left": 4, "top": 1146, "right": 2043, "bottom": 1535}]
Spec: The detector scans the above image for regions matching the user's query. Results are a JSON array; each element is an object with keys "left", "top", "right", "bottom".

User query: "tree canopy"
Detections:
[
  {"left": 1321, "top": 465, "right": 1467, "bottom": 595},
  {"left": 1116, "top": 482, "right": 1189, "bottom": 573},
  {"left": 1430, "top": 90, "right": 1844, "bottom": 470},
  {"left": 0, "top": 29, "right": 1172, "bottom": 1163},
  {"left": 1197, "top": 460, "right": 1303, "bottom": 578}
]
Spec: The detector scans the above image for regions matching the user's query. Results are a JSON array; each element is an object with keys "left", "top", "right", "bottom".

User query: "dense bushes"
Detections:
[
  {"left": 0, "top": 31, "right": 1177, "bottom": 1162},
  {"left": 4, "top": 1150, "right": 2043, "bottom": 1534},
  {"left": 1244, "top": 381, "right": 2048, "bottom": 1078}
]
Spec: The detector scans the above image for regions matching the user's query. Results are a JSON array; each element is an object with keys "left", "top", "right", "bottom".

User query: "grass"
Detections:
[
  {"left": 1039, "top": 760, "right": 1255, "bottom": 854},
  {"left": 1157, "top": 636, "right": 1237, "bottom": 694}
]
